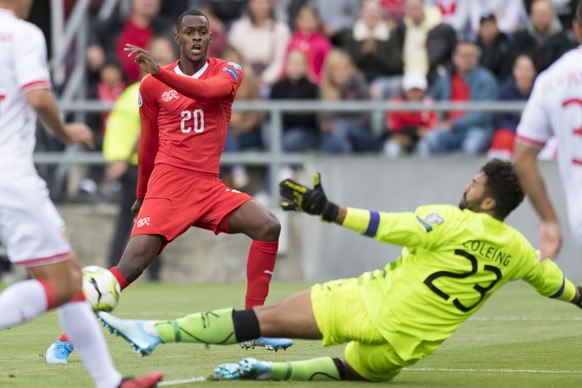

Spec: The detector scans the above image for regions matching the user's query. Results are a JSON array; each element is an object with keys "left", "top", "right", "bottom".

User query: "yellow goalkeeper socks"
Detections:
[
  {"left": 271, "top": 357, "right": 342, "bottom": 381},
  {"left": 154, "top": 308, "right": 238, "bottom": 345}
]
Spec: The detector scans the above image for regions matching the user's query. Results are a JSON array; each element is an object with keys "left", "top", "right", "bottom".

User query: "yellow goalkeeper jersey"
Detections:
[{"left": 343, "top": 204, "right": 576, "bottom": 361}]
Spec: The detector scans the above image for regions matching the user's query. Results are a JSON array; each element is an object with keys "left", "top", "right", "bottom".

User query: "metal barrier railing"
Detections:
[{"left": 38, "top": 100, "right": 527, "bottom": 199}]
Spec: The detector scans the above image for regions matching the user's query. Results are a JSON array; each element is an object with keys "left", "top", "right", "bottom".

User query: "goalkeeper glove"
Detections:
[{"left": 279, "top": 172, "right": 339, "bottom": 222}]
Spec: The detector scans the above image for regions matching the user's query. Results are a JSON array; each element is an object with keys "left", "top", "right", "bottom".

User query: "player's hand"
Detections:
[
  {"left": 124, "top": 44, "right": 159, "bottom": 76},
  {"left": 279, "top": 172, "right": 339, "bottom": 222},
  {"left": 63, "top": 122, "right": 95, "bottom": 149},
  {"left": 538, "top": 220, "right": 562, "bottom": 261},
  {"left": 131, "top": 198, "right": 144, "bottom": 220}
]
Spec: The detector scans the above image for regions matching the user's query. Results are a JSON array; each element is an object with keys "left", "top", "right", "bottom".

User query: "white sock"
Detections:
[
  {"left": 58, "top": 301, "right": 122, "bottom": 388},
  {"left": 0, "top": 279, "right": 48, "bottom": 328}
]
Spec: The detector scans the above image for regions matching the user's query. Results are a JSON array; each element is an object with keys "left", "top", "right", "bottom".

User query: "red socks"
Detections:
[
  {"left": 109, "top": 266, "right": 129, "bottom": 290},
  {"left": 245, "top": 240, "right": 278, "bottom": 308}
]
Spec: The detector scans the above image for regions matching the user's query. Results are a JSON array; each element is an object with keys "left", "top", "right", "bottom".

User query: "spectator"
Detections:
[
  {"left": 75, "top": 61, "right": 127, "bottom": 203},
  {"left": 397, "top": 0, "right": 457, "bottom": 86},
  {"left": 97, "top": 62, "right": 127, "bottom": 134},
  {"left": 319, "top": 49, "right": 378, "bottom": 154},
  {"left": 476, "top": 14, "right": 511, "bottom": 82},
  {"left": 523, "top": 0, "right": 577, "bottom": 38},
  {"left": 510, "top": 0, "right": 574, "bottom": 73},
  {"left": 101, "top": 36, "right": 176, "bottom": 281},
  {"left": 86, "top": 0, "right": 174, "bottom": 83},
  {"left": 307, "top": 0, "right": 360, "bottom": 45},
  {"left": 284, "top": 4, "right": 332, "bottom": 84},
  {"left": 399, "top": 0, "right": 442, "bottom": 76},
  {"left": 487, "top": 54, "right": 537, "bottom": 160},
  {"left": 426, "top": 0, "right": 471, "bottom": 38},
  {"left": 422, "top": 41, "right": 498, "bottom": 156},
  {"left": 468, "top": 0, "right": 527, "bottom": 37},
  {"left": 342, "top": 0, "right": 403, "bottom": 99},
  {"left": 382, "top": 72, "right": 438, "bottom": 158},
  {"left": 220, "top": 47, "right": 264, "bottom": 191},
  {"left": 229, "top": 0, "right": 291, "bottom": 94},
  {"left": 269, "top": 48, "right": 321, "bottom": 153}
]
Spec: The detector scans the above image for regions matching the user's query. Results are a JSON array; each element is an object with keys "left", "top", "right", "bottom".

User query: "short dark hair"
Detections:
[
  {"left": 176, "top": 9, "right": 209, "bottom": 31},
  {"left": 480, "top": 159, "right": 525, "bottom": 220}
]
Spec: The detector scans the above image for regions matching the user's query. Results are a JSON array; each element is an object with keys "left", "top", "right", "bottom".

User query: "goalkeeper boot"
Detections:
[
  {"left": 98, "top": 312, "right": 161, "bottom": 356},
  {"left": 119, "top": 371, "right": 164, "bottom": 388},
  {"left": 214, "top": 357, "right": 272, "bottom": 380},
  {"left": 45, "top": 339, "right": 74, "bottom": 364},
  {"left": 239, "top": 337, "right": 293, "bottom": 351}
]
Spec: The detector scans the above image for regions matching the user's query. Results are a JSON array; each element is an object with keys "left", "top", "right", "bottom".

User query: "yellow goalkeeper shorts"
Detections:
[{"left": 310, "top": 276, "right": 418, "bottom": 381}]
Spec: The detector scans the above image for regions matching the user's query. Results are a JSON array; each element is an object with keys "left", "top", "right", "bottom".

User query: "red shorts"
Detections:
[{"left": 131, "top": 164, "right": 253, "bottom": 252}]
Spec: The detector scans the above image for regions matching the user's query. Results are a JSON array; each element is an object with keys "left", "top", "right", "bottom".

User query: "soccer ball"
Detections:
[{"left": 82, "top": 265, "right": 121, "bottom": 313}]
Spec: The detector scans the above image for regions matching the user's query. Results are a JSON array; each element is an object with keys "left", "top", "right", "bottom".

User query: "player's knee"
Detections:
[{"left": 257, "top": 213, "right": 280, "bottom": 241}]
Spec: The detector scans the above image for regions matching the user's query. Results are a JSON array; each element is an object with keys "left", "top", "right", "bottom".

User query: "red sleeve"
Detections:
[
  {"left": 153, "top": 65, "right": 243, "bottom": 100},
  {"left": 136, "top": 78, "right": 159, "bottom": 198}
]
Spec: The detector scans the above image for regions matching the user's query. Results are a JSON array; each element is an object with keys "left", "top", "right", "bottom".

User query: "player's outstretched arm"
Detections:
[
  {"left": 279, "top": 173, "right": 344, "bottom": 223},
  {"left": 513, "top": 142, "right": 562, "bottom": 260}
]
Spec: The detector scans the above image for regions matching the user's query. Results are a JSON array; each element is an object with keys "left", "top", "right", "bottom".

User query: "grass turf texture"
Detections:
[{"left": 1, "top": 281, "right": 582, "bottom": 387}]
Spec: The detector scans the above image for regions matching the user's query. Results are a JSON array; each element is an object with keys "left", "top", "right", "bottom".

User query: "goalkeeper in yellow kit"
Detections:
[{"left": 98, "top": 159, "right": 582, "bottom": 382}]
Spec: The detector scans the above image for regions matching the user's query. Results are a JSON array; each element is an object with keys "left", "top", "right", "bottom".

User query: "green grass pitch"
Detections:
[{"left": 1, "top": 281, "right": 582, "bottom": 387}]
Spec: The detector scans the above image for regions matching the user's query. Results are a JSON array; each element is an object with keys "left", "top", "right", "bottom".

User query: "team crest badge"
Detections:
[{"left": 137, "top": 91, "right": 142, "bottom": 107}]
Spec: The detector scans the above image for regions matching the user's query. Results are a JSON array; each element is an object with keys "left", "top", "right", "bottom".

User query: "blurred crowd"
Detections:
[{"left": 47, "top": 0, "right": 578, "bottom": 201}]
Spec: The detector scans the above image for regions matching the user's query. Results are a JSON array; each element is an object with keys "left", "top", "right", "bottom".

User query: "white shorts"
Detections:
[{"left": 0, "top": 174, "right": 70, "bottom": 267}]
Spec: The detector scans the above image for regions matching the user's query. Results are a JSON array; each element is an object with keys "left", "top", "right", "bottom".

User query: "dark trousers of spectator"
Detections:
[{"left": 108, "top": 166, "right": 161, "bottom": 281}]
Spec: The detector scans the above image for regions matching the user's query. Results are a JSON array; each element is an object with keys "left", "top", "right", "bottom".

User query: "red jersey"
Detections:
[{"left": 137, "top": 58, "right": 243, "bottom": 198}]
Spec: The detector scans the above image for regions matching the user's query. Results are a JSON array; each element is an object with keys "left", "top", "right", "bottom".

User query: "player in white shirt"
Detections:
[
  {"left": 513, "top": 3, "right": 582, "bottom": 260},
  {"left": 0, "top": 0, "right": 161, "bottom": 386}
]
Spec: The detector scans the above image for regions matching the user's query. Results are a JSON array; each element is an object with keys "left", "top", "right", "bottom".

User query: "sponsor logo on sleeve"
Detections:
[
  {"left": 416, "top": 216, "right": 433, "bottom": 232},
  {"left": 416, "top": 213, "right": 443, "bottom": 233},
  {"left": 228, "top": 61, "right": 242, "bottom": 71},
  {"left": 222, "top": 67, "right": 239, "bottom": 81},
  {"left": 425, "top": 213, "right": 444, "bottom": 225},
  {"left": 137, "top": 91, "right": 142, "bottom": 107}
]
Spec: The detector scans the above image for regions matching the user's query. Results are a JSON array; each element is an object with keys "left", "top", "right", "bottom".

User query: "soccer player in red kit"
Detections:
[{"left": 46, "top": 8, "right": 291, "bottom": 363}]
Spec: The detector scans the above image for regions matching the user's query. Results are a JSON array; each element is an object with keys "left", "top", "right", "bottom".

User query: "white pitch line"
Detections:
[
  {"left": 469, "top": 316, "right": 582, "bottom": 321},
  {"left": 155, "top": 368, "right": 582, "bottom": 385},
  {"left": 114, "top": 311, "right": 582, "bottom": 321},
  {"left": 158, "top": 376, "right": 207, "bottom": 386},
  {"left": 406, "top": 367, "right": 582, "bottom": 374}
]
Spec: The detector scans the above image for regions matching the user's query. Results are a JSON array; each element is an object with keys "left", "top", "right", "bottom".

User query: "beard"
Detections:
[
  {"left": 459, "top": 191, "right": 481, "bottom": 212},
  {"left": 459, "top": 191, "right": 468, "bottom": 210}
]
